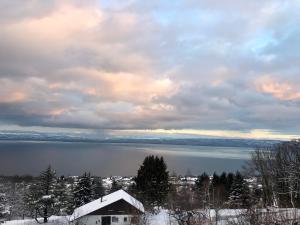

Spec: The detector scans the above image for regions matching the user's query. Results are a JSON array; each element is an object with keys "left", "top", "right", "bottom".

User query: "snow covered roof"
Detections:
[{"left": 71, "top": 190, "right": 144, "bottom": 221}]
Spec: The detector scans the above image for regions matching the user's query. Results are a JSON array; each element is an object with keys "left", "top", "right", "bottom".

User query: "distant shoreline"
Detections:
[{"left": 0, "top": 134, "right": 280, "bottom": 148}]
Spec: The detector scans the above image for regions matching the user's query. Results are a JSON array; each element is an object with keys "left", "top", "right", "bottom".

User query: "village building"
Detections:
[{"left": 71, "top": 190, "right": 144, "bottom": 225}]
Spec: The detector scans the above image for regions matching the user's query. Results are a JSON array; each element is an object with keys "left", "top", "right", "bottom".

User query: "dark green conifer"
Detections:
[
  {"left": 228, "top": 171, "right": 250, "bottom": 208},
  {"left": 135, "top": 155, "right": 169, "bottom": 209},
  {"left": 73, "top": 172, "right": 92, "bottom": 208}
]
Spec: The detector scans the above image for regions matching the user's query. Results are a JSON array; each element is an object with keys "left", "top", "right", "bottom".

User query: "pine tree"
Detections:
[
  {"left": 195, "top": 173, "right": 210, "bottom": 190},
  {"left": 110, "top": 178, "right": 121, "bottom": 193},
  {"left": 24, "top": 183, "right": 40, "bottom": 217},
  {"left": 219, "top": 172, "right": 228, "bottom": 189},
  {"left": 226, "top": 172, "right": 234, "bottom": 197},
  {"left": 219, "top": 172, "right": 229, "bottom": 201},
  {"left": 64, "top": 183, "right": 76, "bottom": 215},
  {"left": 73, "top": 172, "right": 92, "bottom": 208},
  {"left": 37, "top": 166, "right": 57, "bottom": 223},
  {"left": 211, "top": 173, "right": 220, "bottom": 189},
  {"left": 0, "top": 192, "right": 8, "bottom": 220},
  {"left": 53, "top": 176, "right": 70, "bottom": 215},
  {"left": 7, "top": 181, "right": 26, "bottom": 220},
  {"left": 23, "top": 166, "right": 58, "bottom": 223},
  {"left": 211, "top": 173, "right": 222, "bottom": 206},
  {"left": 228, "top": 171, "right": 250, "bottom": 208},
  {"left": 135, "top": 155, "right": 169, "bottom": 209},
  {"left": 195, "top": 173, "right": 210, "bottom": 208},
  {"left": 91, "top": 177, "right": 105, "bottom": 199}
]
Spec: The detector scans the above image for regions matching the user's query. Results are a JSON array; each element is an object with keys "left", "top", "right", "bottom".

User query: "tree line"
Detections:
[
  {"left": 24, "top": 168, "right": 107, "bottom": 223},
  {"left": 0, "top": 155, "right": 255, "bottom": 224},
  {"left": 0, "top": 167, "right": 110, "bottom": 223},
  {"left": 132, "top": 142, "right": 300, "bottom": 224}
]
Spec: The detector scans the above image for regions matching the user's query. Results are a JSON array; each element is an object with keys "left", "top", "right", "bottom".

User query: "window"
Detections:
[
  {"left": 112, "top": 216, "right": 119, "bottom": 222},
  {"left": 124, "top": 217, "right": 128, "bottom": 222}
]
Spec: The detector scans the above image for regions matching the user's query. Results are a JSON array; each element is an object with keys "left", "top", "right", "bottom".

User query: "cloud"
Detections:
[
  {"left": 0, "top": 0, "right": 300, "bottom": 138},
  {"left": 256, "top": 76, "right": 300, "bottom": 101}
]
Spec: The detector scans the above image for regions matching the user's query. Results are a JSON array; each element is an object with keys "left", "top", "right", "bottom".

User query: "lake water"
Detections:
[{"left": 0, "top": 141, "right": 254, "bottom": 176}]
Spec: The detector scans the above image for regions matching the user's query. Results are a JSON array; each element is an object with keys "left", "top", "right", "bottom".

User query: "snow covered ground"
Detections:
[
  {"left": 3, "top": 208, "right": 300, "bottom": 225},
  {"left": 0, "top": 211, "right": 242, "bottom": 225},
  {"left": 2, "top": 216, "right": 70, "bottom": 225},
  {"left": 2, "top": 214, "right": 172, "bottom": 225},
  {"left": 147, "top": 210, "right": 176, "bottom": 225}
]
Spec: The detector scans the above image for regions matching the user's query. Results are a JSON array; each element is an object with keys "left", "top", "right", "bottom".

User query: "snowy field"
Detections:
[
  {"left": 0, "top": 213, "right": 174, "bottom": 225},
  {"left": 2, "top": 214, "right": 174, "bottom": 225},
  {"left": 3, "top": 209, "right": 300, "bottom": 225},
  {"left": 2, "top": 216, "right": 70, "bottom": 225}
]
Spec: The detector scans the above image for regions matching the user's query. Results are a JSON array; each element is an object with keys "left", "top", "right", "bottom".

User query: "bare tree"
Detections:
[
  {"left": 246, "top": 140, "right": 300, "bottom": 223},
  {"left": 168, "top": 184, "right": 208, "bottom": 225},
  {"left": 250, "top": 140, "right": 300, "bottom": 209}
]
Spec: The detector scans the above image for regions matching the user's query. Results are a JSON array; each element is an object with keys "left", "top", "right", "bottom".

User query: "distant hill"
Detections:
[{"left": 0, "top": 131, "right": 280, "bottom": 148}]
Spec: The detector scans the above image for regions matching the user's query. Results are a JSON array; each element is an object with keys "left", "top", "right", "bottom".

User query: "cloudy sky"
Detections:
[{"left": 0, "top": 0, "right": 300, "bottom": 140}]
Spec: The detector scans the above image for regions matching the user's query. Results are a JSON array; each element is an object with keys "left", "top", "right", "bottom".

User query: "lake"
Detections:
[{"left": 0, "top": 141, "right": 254, "bottom": 176}]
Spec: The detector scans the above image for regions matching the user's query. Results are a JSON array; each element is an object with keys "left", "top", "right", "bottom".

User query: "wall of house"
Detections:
[{"left": 75, "top": 214, "right": 136, "bottom": 225}]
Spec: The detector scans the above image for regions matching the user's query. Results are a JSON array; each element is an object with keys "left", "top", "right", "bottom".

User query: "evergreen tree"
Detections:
[
  {"left": 38, "top": 166, "right": 57, "bottom": 223},
  {"left": 91, "top": 177, "right": 105, "bottom": 199},
  {"left": 219, "top": 172, "right": 228, "bottom": 189},
  {"left": 226, "top": 172, "right": 234, "bottom": 197},
  {"left": 7, "top": 181, "right": 26, "bottom": 220},
  {"left": 24, "top": 166, "right": 58, "bottom": 223},
  {"left": 135, "top": 155, "right": 169, "bottom": 209},
  {"left": 228, "top": 171, "right": 250, "bottom": 208},
  {"left": 211, "top": 173, "right": 220, "bottom": 188},
  {"left": 195, "top": 173, "right": 210, "bottom": 190},
  {"left": 210, "top": 172, "right": 230, "bottom": 211},
  {"left": 24, "top": 183, "right": 40, "bottom": 217},
  {"left": 219, "top": 172, "right": 229, "bottom": 200},
  {"left": 211, "top": 173, "right": 221, "bottom": 205},
  {"left": 110, "top": 178, "right": 122, "bottom": 193},
  {"left": 53, "top": 176, "right": 70, "bottom": 215},
  {"left": 73, "top": 172, "right": 92, "bottom": 208},
  {"left": 0, "top": 192, "right": 8, "bottom": 220},
  {"left": 195, "top": 173, "right": 210, "bottom": 208},
  {"left": 64, "top": 183, "right": 76, "bottom": 215}
]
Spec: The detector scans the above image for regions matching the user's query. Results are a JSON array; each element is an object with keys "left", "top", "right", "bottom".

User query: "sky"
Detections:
[{"left": 0, "top": 0, "right": 300, "bottom": 140}]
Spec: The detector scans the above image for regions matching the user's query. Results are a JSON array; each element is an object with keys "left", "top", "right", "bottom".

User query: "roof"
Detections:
[{"left": 71, "top": 189, "right": 144, "bottom": 221}]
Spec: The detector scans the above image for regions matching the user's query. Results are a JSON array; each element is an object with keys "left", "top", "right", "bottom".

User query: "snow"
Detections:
[
  {"left": 5, "top": 208, "right": 300, "bottom": 225},
  {"left": 71, "top": 189, "right": 144, "bottom": 221},
  {"left": 148, "top": 210, "right": 177, "bottom": 225},
  {"left": 3, "top": 213, "right": 173, "bottom": 225},
  {"left": 2, "top": 216, "right": 70, "bottom": 225},
  {"left": 42, "top": 195, "right": 52, "bottom": 200}
]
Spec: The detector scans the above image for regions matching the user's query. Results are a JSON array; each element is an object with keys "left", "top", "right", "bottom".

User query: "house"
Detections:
[{"left": 71, "top": 190, "right": 144, "bottom": 225}]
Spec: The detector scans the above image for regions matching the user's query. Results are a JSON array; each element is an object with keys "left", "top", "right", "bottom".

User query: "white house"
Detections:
[{"left": 71, "top": 190, "right": 144, "bottom": 225}]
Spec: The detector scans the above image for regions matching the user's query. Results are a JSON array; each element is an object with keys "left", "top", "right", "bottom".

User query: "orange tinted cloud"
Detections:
[
  {"left": 102, "top": 72, "right": 176, "bottom": 102},
  {"left": 3, "top": 3, "right": 104, "bottom": 48},
  {"left": 59, "top": 68, "right": 179, "bottom": 103},
  {"left": 49, "top": 108, "right": 66, "bottom": 116},
  {"left": 256, "top": 76, "right": 300, "bottom": 100},
  {"left": 0, "top": 79, "right": 28, "bottom": 103},
  {"left": 0, "top": 91, "right": 27, "bottom": 103}
]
